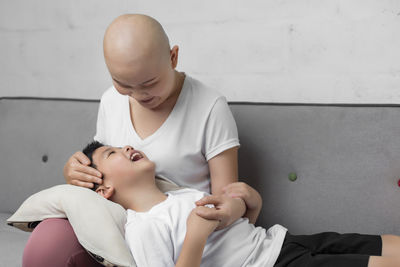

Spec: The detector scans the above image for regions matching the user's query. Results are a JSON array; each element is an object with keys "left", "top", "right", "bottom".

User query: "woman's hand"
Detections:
[
  {"left": 222, "top": 182, "right": 262, "bottom": 211},
  {"left": 63, "top": 151, "right": 103, "bottom": 188},
  {"left": 222, "top": 182, "right": 262, "bottom": 224},
  {"left": 194, "top": 194, "right": 246, "bottom": 230}
]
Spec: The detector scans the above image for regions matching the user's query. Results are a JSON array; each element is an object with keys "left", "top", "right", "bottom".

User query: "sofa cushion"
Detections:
[{"left": 7, "top": 177, "right": 183, "bottom": 267}]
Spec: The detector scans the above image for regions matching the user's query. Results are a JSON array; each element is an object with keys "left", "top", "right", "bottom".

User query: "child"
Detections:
[{"left": 83, "top": 141, "right": 400, "bottom": 267}]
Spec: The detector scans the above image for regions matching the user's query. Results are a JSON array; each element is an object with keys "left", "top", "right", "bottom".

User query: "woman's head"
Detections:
[
  {"left": 82, "top": 141, "right": 155, "bottom": 199},
  {"left": 103, "top": 14, "right": 180, "bottom": 109}
]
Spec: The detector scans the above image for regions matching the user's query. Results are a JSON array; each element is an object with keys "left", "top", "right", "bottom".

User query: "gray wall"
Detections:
[{"left": 1, "top": 1, "right": 399, "bottom": 103}]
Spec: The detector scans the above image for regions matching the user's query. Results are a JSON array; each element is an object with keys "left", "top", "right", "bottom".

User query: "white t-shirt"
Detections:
[
  {"left": 94, "top": 74, "right": 240, "bottom": 193},
  {"left": 125, "top": 188, "right": 288, "bottom": 267}
]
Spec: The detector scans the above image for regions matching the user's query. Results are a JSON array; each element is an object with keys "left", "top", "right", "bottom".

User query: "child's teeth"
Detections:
[{"left": 131, "top": 152, "right": 141, "bottom": 161}]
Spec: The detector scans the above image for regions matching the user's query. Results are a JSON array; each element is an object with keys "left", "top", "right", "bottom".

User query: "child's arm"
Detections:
[
  {"left": 175, "top": 207, "right": 219, "bottom": 267},
  {"left": 222, "top": 182, "right": 262, "bottom": 224}
]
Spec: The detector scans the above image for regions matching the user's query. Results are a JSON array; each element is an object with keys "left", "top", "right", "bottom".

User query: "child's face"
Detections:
[{"left": 91, "top": 145, "right": 155, "bottom": 190}]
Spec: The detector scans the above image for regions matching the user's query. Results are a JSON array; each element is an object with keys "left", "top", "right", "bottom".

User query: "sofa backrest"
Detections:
[{"left": 1, "top": 97, "right": 400, "bottom": 235}]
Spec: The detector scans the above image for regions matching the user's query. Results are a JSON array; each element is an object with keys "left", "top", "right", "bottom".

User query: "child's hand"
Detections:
[{"left": 186, "top": 207, "right": 220, "bottom": 239}]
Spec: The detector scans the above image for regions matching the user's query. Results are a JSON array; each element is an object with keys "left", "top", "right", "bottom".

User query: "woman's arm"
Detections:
[
  {"left": 203, "top": 96, "right": 250, "bottom": 228},
  {"left": 205, "top": 146, "right": 263, "bottom": 225},
  {"left": 206, "top": 146, "right": 248, "bottom": 229},
  {"left": 208, "top": 146, "right": 239, "bottom": 195}
]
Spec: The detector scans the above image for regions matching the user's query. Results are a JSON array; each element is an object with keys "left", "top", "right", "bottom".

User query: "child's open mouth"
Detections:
[{"left": 130, "top": 151, "right": 143, "bottom": 162}]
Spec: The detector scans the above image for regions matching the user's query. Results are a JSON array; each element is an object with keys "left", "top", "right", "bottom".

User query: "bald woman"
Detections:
[{"left": 23, "top": 14, "right": 260, "bottom": 266}]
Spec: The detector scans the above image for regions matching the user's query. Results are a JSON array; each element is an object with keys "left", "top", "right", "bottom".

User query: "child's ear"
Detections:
[{"left": 95, "top": 184, "right": 115, "bottom": 199}]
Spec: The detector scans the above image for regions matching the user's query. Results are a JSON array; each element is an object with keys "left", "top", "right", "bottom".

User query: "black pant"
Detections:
[{"left": 274, "top": 231, "right": 382, "bottom": 267}]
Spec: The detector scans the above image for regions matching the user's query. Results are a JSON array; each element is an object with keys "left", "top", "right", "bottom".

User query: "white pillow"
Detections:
[{"left": 7, "top": 177, "right": 183, "bottom": 267}]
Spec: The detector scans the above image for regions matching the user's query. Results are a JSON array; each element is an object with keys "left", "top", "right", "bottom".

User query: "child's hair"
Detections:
[{"left": 82, "top": 140, "right": 105, "bottom": 191}]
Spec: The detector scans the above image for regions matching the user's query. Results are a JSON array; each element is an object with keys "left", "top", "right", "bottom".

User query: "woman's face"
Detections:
[
  {"left": 112, "top": 65, "right": 174, "bottom": 109},
  {"left": 107, "top": 47, "right": 178, "bottom": 109}
]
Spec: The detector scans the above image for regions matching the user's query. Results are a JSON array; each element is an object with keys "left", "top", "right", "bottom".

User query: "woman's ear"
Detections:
[
  {"left": 95, "top": 184, "right": 115, "bottom": 199},
  {"left": 170, "top": 45, "right": 179, "bottom": 69}
]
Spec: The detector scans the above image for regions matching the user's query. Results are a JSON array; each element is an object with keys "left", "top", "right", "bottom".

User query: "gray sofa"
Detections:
[{"left": 1, "top": 97, "right": 400, "bottom": 266}]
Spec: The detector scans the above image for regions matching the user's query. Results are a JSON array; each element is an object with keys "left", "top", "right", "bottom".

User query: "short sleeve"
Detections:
[
  {"left": 204, "top": 96, "right": 240, "bottom": 161},
  {"left": 93, "top": 98, "right": 106, "bottom": 143},
  {"left": 125, "top": 220, "right": 175, "bottom": 267}
]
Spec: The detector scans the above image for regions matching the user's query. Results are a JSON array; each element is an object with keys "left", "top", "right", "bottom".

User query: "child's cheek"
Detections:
[{"left": 109, "top": 156, "right": 131, "bottom": 170}]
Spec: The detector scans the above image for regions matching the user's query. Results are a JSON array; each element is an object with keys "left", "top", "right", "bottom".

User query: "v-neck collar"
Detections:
[{"left": 125, "top": 73, "right": 189, "bottom": 146}]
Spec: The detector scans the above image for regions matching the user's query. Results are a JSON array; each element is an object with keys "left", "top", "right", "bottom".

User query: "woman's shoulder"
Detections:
[{"left": 184, "top": 74, "right": 227, "bottom": 110}]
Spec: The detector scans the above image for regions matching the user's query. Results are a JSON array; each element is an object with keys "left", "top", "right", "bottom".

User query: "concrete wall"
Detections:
[{"left": 1, "top": 0, "right": 399, "bottom": 103}]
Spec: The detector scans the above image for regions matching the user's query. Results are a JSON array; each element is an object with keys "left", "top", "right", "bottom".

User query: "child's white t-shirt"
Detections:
[
  {"left": 94, "top": 73, "right": 240, "bottom": 193},
  {"left": 125, "top": 188, "right": 288, "bottom": 267}
]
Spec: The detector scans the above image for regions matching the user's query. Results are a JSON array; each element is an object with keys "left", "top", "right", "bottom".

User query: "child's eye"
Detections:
[{"left": 108, "top": 151, "right": 115, "bottom": 157}]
